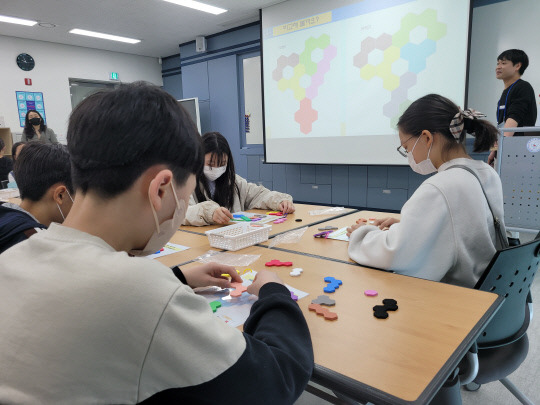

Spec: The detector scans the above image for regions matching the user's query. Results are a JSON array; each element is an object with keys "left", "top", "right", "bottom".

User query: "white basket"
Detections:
[{"left": 205, "top": 223, "right": 271, "bottom": 251}]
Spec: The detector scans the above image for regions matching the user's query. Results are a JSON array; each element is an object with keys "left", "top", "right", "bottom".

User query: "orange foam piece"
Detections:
[
  {"left": 308, "top": 303, "right": 338, "bottom": 321},
  {"left": 230, "top": 282, "right": 247, "bottom": 297}
]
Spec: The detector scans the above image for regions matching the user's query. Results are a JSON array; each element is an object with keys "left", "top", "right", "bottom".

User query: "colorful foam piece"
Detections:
[
  {"left": 364, "top": 290, "right": 378, "bottom": 297},
  {"left": 308, "top": 303, "right": 338, "bottom": 320},
  {"left": 265, "top": 259, "right": 293, "bottom": 267},
  {"left": 229, "top": 282, "right": 248, "bottom": 297},
  {"left": 209, "top": 301, "right": 222, "bottom": 313},
  {"left": 289, "top": 268, "right": 303, "bottom": 277},
  {"left": 313, "top": 231, "right": 332, "bottom": 238},
  {"left": 323, "top": 276, "right": 342, "bottom": 293},
  {"left": 266, "top": 211, "right": 283, "bottom": 216},
  {"left": 318, "top": 226, "right": 338, "bottom": 231},
  {"left": 290, "top": 291, "right": 299, "bottom": 301},
  {"left": 273, "top": 217, "right": 287, "bottom": 224},
  {"left": 373, "top": 298, "right": 398, "bottom": 319},
  {"left": 311, "top": 295, "right": 336, "bottom": 306}
]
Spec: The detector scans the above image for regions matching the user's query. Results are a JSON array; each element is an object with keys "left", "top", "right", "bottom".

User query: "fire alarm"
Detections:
[{"left": 24, "top": 78, "right": 32, "bottom": 85}]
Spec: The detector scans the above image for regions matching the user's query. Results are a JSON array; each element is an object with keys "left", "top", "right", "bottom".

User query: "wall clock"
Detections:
[{"left": 16, "top": 53, "right": 35, "bottom": 71}]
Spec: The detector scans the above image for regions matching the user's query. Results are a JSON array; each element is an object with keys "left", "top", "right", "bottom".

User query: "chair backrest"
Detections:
[{"left": 474, "top": 238, "right": 540, "bottom": 347}]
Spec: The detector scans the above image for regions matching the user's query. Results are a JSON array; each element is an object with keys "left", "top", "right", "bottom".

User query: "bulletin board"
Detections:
[{"left": 16, "top": 91, "right": 46, "bottom": 127}]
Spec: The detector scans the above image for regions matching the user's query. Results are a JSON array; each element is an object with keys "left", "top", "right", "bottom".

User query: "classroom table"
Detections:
[
  {"left": 181, "top": 246, "right": 502, "bottom": 405},
  {"left": 260, "top": 210, "right": 401, "bottom": 263},
  {"left": 180, "top": 203, "right": 357, "bottom": 237},
  {"left": 154, "top": 230, "right": 216, "bottom": 267}
]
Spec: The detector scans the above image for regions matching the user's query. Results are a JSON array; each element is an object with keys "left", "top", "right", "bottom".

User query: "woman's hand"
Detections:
[
  {"left": 182, "top": 263, "right": 242, "bottom": 289},
  {"left": 372, "top": 217, "right": 400, "bottom": 230},
  {"left": 279, "top": 200, "right": 295, "bottom": 214},
  {"left": 212, "top": 207, "right": 233, "bottom": 224},
  {"left": 346, "top": 222, "right": 365, "bottom": 238}
]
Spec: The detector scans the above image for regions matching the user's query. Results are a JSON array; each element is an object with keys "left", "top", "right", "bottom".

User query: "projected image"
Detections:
[
  {"left": 262, "top": 0, "right": 469, "bottom": 164},
  {"left": 353, "top": 9, "right": 446, "bottom": 127},
  {"left": 272, "top": 34, "right": 337, "bottom": 134}
]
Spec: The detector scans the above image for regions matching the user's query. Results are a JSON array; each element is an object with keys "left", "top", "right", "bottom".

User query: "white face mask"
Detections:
[
  {"left": 407, "top": 136, "right": 437, "bottom": 175},
  {"left": 204, "top": 165, "right": 227, "bottom": 181},
  {"left": 129, "top": 182, "right": 186, "bottom": 257},
  {"left": 56, "top": 190, "right": 74, "bottom": 222}
]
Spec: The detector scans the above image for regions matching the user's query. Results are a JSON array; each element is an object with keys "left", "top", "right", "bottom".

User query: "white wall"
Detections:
[
  {"left": 468, "top": 0, "right": 540, "bottom": 125},
  {"left": 0, "top": 35, "right": 163, "bottom": 141}
]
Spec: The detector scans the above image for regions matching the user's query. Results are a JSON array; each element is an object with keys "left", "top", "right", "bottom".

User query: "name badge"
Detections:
[{"left": 499, "top": 105, "right": 505, "bottom": 109}]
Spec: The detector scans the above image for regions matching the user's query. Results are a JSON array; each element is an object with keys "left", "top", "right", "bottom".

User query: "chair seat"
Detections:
[{"left": 474, "top": 334, "right": 529, "bottom": 384}]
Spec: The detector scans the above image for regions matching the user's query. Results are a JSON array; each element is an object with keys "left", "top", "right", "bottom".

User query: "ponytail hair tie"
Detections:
[{"left": 449, "top": 108, "right": 486, "bottom": 139}]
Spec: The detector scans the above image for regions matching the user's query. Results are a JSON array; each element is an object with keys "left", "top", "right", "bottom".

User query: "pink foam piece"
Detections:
[{"left": 364, "top": 290, "right": 378, "bottom": 297}]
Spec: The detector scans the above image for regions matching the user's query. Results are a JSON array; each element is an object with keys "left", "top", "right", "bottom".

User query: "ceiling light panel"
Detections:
[
  {"left": 163, "top": 0, "right": 227, "bottom": 15},
  {"left": 69, "top": 29, "right": 141, "bottom": 44},
  {"left": 0, "top": 14, "right": 38, "bottom": 26}
]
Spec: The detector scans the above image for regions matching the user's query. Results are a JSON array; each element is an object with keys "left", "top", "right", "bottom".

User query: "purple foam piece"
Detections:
[{"left": 290, "top": 291, "right": 299, "bottom": 301}]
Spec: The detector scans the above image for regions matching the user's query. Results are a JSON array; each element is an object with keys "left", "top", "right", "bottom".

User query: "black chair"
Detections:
[{"left": 461, "top": 236, "right": 540, "bottom": 404}]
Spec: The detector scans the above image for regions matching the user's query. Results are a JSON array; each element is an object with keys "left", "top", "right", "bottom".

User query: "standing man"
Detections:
[{"left": 489, "top": 49, "right": 537, "bottom": 165}]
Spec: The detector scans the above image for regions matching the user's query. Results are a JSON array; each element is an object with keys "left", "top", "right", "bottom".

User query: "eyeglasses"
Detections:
[{"left": 396, "top": 135, "right": 415, "bottom": 157}]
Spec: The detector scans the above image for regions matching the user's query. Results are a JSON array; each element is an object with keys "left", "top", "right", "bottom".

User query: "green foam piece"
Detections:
[{"left": 210, "top": 301, "right": 222, "bottom": 313}]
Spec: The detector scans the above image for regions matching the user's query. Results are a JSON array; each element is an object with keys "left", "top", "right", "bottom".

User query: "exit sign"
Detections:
[{"left": 109, "top": 72, "right": 119, "bottom": 81}]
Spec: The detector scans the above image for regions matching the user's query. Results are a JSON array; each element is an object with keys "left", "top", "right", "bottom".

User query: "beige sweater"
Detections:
[{"left": 184, "top": 174, "right": 293, "bottom": 226}]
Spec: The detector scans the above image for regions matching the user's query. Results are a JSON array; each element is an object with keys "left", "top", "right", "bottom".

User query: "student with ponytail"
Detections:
[
  {"left": 184, "top": 132, "right": 295, "bottom": 226},
  {"left": 347, "top": 94, "right": 506, "bottom": 288}
]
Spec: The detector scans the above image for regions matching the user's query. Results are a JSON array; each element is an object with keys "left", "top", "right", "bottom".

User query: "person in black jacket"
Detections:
[
  {"left": 489, "top": 49, "right": 538, "bottom": 165},
  {"left": 0, "top": 142, "right": 73, "bottom": 254}
]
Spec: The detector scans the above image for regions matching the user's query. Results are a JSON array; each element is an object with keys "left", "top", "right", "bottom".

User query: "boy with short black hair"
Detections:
[
  {"left": 0, "top": 142, "right": 73, "bottom": 254},
  {"left": 0, "top": 82, "right": 313, "bottom": 404}
]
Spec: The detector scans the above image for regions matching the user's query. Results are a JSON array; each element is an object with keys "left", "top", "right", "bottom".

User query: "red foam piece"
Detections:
[
  {"left": 229, "top": 282, "right": 247, "bottom": 297},
  {"left": 265, "top": 259, "right": 293, "bottom": 267},
  {"left": 308, "top": 303, "right": 338, "bottom": 320}
]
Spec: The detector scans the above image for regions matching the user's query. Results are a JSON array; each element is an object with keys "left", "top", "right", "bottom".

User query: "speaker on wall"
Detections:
[{"left": 195, "top": 36, "right": 207, "bottom": 53}]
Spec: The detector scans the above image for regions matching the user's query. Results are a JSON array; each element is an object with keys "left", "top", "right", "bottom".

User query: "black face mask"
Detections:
[{"left": 29, "top": 117, "right": 41, "bottom": 126}]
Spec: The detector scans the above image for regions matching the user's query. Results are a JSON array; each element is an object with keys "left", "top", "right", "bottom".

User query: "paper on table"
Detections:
[
  {"left": 325, "top": 227, "right": 350, "bottom": 242},
  {"left": 196, "top": 270, "right": 309, "bottom": 328},
  {"left": 146, "top": 243, "right": 190, "bottom": 259}
]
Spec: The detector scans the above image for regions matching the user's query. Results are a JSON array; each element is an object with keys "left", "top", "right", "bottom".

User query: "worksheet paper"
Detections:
[{"left": 196, "top": 270, "right": 309, "bottom": 327}]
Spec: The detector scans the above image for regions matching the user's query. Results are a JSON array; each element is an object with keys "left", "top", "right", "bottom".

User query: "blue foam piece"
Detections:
[{"left": 323, "top": 276, "right": 343, "bottom": 293}]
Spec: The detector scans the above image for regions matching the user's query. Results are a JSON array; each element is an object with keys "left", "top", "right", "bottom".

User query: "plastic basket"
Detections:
[{"left": 205, "top": 223, "right": 271, "bottom": 251}]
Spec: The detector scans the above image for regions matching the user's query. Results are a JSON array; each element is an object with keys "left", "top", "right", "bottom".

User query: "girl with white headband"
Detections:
[{"left": 347, "top": 93, "right": 506, "bottom": 287}]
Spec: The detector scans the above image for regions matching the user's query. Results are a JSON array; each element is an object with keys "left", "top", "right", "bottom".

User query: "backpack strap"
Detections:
[{"left": 447, "top": 165, "right": 509, "bottom": 250}]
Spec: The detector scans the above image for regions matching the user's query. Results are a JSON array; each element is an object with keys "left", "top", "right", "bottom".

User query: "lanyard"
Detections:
[{"left": 497, "top": 79, "right": 519, "bottom": 122}]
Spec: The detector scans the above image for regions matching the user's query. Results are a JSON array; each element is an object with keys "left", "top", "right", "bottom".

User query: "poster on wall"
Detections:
[{"left": 16, "top": 91, "right": 46, "bottom": 127}]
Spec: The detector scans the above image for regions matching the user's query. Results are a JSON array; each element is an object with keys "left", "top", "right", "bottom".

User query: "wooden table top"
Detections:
[
  {"left": 180, "top": 203, "right": 357, "bottom": 237},
  {"left": 154, "top": 231, "right": 216, "bottom": 267},
  {"left": 181, "top": 246, "right": 501, "bottom": 404},
  {"left": 260, "top": 210, "right": 401, "bottom": 263}
]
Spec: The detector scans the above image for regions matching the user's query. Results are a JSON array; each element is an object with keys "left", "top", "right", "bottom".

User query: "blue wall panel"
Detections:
[
  {"left": 246, "top": 155, "right": 260, "bottom": 182},
  {"left": 331, "top": 165, "right": 349, "bottom": 205},
  {"left": 181, "top": 62, "right": 209, "bottom": 101},
  {"left": 300, "top": 166, "right": 316, "bottom": 184},
  {"left": 272, "top": 164, "right": 287, "bottom": 193},
  {"left": 162, "top": 74, "right": 183, "bottom": 100}
]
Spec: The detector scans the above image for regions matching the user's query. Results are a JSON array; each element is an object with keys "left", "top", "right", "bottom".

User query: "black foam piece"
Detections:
[{"left": 295, "top": 219, "right": 302, "bottom": 222}]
